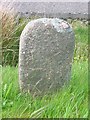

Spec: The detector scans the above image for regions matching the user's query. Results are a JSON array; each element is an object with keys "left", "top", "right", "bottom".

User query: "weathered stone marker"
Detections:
[{"left": 19, "top": 18, "right": 75, "bottom": 96}]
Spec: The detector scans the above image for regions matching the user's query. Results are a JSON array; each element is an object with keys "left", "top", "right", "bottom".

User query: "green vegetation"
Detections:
[
  {"left": 2, "top": 18, "right": 88, "bottom": 118},
  {"left": 2, "top": 61, "right": 88, "bottom": 118}
]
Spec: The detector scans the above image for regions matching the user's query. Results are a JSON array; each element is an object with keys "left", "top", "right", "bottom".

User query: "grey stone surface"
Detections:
[{"left": 19, "top": 18, "right": 75, "bottom": 96}]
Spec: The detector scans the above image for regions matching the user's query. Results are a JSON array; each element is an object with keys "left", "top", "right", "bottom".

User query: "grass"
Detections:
[
  {"left": 1, "top": 17, "right": 88, "bottom": 118},
  {"left": 72, "top": 20, "right": 88, "bottom": 44},
  {"left": 2, "top": 61, "right": 88, "bottom": 118}
]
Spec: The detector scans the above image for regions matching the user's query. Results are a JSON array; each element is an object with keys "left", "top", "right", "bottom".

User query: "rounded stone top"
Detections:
[{"left": 21, "top": 18, "right": 73, "bottom": 37}]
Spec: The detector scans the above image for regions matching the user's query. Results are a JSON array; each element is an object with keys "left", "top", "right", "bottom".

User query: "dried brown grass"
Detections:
[{"left": 1, "top": 6, "right": 17, "bottom": 66}]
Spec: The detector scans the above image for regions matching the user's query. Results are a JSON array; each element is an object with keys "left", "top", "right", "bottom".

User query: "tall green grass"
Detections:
[{"left": 2, "top": 61, "right": 88, "bottom": 118}]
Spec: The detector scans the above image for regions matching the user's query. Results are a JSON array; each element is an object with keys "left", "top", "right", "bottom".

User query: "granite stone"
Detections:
[{"left": 19, "top": 18, "right": 75, "bottom": 96}]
